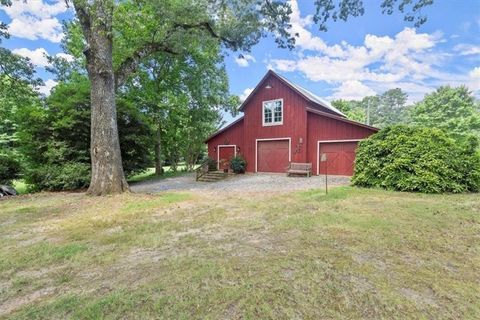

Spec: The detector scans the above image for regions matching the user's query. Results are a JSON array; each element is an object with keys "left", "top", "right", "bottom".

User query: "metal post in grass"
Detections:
[{"left": 320, "top": 153, "right": 328, "bottom": 194}]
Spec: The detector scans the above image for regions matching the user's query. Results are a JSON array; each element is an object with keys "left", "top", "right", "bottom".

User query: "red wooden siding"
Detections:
[
  {"left": 318, "top": 142, "right": 358, "bottom": 176},
  {"left": 257, "top": 140, "right": 290, "bottom": 173},
  {"left": 306, "top": 112, "right": 377, "bottom": 175},
  {"left": 207, "top": 119, "right": 244, "bottom": 165},
  {"left": 242, "top": 75, "right": 308, "bottom": 172}
]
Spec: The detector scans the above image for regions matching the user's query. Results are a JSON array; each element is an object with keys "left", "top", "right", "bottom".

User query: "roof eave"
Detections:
[
  {"left": 204, "top": 116, "right": 245, "bottom": 143},
  {"left": 306, "top": 107, "right": 379, "bottom": 132}
]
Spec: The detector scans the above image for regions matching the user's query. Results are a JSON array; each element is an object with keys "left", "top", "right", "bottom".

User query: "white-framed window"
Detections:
[{"left": 262, "top": 99, "right": 283, "bottom": 126}]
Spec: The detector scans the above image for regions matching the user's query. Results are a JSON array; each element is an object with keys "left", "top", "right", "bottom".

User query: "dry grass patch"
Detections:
[{"left": 0, "top": 187, "right": 479, "bottom": 319}]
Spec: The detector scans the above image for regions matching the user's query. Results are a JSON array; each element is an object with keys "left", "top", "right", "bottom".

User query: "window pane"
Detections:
[
  {"left": 264, "top": 104, "right": 272, "bottom": 123},
  {"left": 274, "top": 100, "right": 282, "bottom": 122}
]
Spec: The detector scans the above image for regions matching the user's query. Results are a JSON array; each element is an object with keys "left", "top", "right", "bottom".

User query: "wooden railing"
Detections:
[{"left": 195, "top": 159, "right": 217, "bottom": 181}]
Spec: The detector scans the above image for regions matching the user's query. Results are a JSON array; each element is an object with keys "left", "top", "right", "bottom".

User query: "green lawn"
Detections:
[{"left": 0, "top": 187, "right": 478, "bottom": 319}]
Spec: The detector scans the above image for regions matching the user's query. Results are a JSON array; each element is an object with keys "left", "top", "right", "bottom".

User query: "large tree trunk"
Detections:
[
  {"left": 83, "top": 9, "right": 129, "bottom": 195},
  {"left": 154, "top": 124, "right": 163, "bottom": 175}
]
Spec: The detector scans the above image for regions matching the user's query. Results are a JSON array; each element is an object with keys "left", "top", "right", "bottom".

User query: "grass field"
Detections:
[{"left": 0, "top": 187, "right": 479, "bottom": 319}]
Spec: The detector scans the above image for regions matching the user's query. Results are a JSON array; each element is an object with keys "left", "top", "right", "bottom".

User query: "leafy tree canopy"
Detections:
[{"left": 411, "top": 86, "right": 480, "bottom": 140}]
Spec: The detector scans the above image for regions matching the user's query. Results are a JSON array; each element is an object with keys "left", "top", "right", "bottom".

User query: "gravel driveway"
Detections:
[{"left": 131, "top": 173, "right": 351, "bottom": 194}]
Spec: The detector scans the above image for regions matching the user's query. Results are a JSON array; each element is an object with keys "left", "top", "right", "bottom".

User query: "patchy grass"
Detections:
[
  {"left": 0, "top": 187, "right": 479, "bottom": 319},
  {"left": 127, "top": 165, "right": 195, "bottom": 183}
]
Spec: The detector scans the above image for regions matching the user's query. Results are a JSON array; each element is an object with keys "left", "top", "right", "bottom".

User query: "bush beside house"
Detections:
[
  {"left": 352, "top": 125, "right": 480, "bottom": 193},
  {"left": 230, "top": 155, "right": 247, "bottom": 174}
]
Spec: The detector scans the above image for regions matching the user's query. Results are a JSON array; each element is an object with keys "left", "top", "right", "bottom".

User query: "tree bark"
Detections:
[
  {"left": 74, "top": 0, "right": 129, "bottom": 195},
  {"left": 154, "top": 124, "right": 163, "bottom": 175}
]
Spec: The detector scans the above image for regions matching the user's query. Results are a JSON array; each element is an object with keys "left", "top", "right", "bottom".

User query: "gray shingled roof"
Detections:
[{"left": 275, "top": 73, "right": 346, "bottom": 117}]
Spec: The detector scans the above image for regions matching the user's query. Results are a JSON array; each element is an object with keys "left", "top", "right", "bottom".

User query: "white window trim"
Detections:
[
  {"left": 217, "top": 145, "right": 236, "bottom": 170},
  {"left": 255, "top": 138, "right": 291, "bottom": 173},
  {"left": 316, "top": 139, "right": 362, "bottom": 175},
  {"left": 262, "top": 98, "right": 283, "bottom": 127}
]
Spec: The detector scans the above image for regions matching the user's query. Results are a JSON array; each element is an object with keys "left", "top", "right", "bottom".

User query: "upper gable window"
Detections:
[{"left": 263, "top": 99, "right": 283, "bottom": 126}]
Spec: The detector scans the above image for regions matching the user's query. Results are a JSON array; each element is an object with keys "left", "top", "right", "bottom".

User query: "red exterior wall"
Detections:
[
  {"left": 207, "top": 119, "right": 244, "bottom": 163},
  {"left": 242, "top": 75, "right": 308, "bottom": 172},
  {"left": 306, "top": 112, "right": 377, "bottom": 175}
]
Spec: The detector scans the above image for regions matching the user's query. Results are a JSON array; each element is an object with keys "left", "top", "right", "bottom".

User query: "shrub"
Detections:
[
  {"left": 207, "top": 157, "right": 218, "bottom": 171},
  {"left": 25, "top": 162, "right": 90, "bottom": 192},
  {"left": 352, "top": 125, "right": 480, "bottom": 193},
  {"left": 0, "top": 152, "right": 21, "bottom": 185},
  {"left": 230, "top": 155, "right": 247, "bottom": 174}
]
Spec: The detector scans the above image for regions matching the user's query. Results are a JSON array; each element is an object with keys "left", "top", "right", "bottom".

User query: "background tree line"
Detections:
[{"left": 331, "top": 86, "right": 480, "bottom": 141}]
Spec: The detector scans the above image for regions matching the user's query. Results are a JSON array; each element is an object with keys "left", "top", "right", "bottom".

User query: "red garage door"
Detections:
[
  {"left": 257, "top": 140, "right": 290, "bottom": 173},
  {"left": 218, "top": 146, "right": 235, "bottom": 171},
  {"left": 318, "top": 142, "right": 358, "bottom": 176}
]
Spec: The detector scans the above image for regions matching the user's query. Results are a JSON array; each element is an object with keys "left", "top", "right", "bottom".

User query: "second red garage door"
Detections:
[
  {"left": 257, "top": 140, "right": 290, "bottom": 173},
  {"left": 318, "top": 142, "right": 358, "bottom": 176}
]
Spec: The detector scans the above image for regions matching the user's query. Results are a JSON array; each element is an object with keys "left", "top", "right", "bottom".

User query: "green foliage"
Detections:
[
  {"left": 125, "top": 40, "right": 236, "bottom": 172},
  {"left": 207, "top": 157, "right": 218, "bottom": 171},
  {"left": 19, "top": 76, "right": 154, "bottom": 191},
  {"left": 230, "top": 155, "right": 247, "bottom": 174},
  {"left": 331, "top": 99, "right": 365, "bottom": 122},
  {"left": 0, "top": 151, "right": 21, "bottom": 185},
  {"left": 25, "top": 162, "right": 90, "bottom": 192},
  {"left": 331, "top": 88, "right": 410, "bottom": 128},
  {"left": 411, "top": 86, "right": 480, "bottom": 141},
  {"left": 352, "top": 125, "right": 480, "bottom": 193}
]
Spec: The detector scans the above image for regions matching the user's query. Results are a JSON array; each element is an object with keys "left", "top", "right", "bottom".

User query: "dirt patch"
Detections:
[
  {"left": 352, "top": 252, "right": 387, "bottom": 271},
  {"left": 0, "top": 287, "right": 56, "bottom": 317},
  {"left": 400, "top": 287, "right": 437, "bottom": 306}
]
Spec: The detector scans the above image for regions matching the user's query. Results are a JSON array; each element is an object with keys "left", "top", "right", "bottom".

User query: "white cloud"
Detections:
[
  {"left": 12, "top": 48, "right": 75, "bottom": 67},
  {"left": 56, "top": 52, "right": 75, "bottom": 62},
  {"left": 271, "top": 24, "right": 441, "bottom": 85},
  {"left": 235, "top": 54, "right": 256, "bottom": 67},
  {"left": 12, "top": 47, "right": 49, "bottom": 67},
  {"left": 267, "top": 0, "right": 476, "bottom": 102},
  {"left": 469, "top": 67, "right": 480, "bottom": 91},
  {"left": 330, "top": 81, "right": 376, "bottom": 100},
  {"left": 37, "top": 79, "right": 58, "bottom": 96},
  {"left": 453, "top": 44, "right": 480, "bottom": 56},
  {"left": 239, "top": 88, "right": 254, "bottom": 102},
  {"left": 2, "top": 0, "right": 68, "bottom": 43}
]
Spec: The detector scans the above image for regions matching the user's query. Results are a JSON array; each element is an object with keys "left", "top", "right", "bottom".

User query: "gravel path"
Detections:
[{"left": 131, "top": 173, "right": 351, "bottom": 194}]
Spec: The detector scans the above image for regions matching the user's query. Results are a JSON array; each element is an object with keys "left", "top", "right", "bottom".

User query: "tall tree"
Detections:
[
  {"left": 126, "top": 42, "right": 237, "bottom": 175},
  {"left": 371, "top": 88, "right": 410, "bottom": 128},
  {"left": 411, "top": 86, "right": 480, "bottom": 140}
]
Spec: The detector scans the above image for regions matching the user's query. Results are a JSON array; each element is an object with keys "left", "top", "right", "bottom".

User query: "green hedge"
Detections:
[
  {"left": 352, "top": 125, "right": 480, "bottom": 193},
  {"left": 25, "top": 162, "right": 90, "bottom": 192},
  {"left": 0, "top": 152, "right": 21, "bottom": 185}
]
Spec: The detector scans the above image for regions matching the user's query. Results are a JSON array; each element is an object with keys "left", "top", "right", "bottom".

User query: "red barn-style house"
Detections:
[{"left": 205, "top": 70, "right": 378, "bottom": 176}]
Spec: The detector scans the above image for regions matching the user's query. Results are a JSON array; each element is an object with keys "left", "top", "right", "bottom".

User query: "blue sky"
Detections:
[{"left": 1, "top": 0, "right": 479, "bottom": 124}]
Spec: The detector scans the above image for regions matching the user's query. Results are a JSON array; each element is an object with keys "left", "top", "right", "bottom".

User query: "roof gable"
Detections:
[{"left": 238, "top": 70, "right": 346, "bottom": 117}]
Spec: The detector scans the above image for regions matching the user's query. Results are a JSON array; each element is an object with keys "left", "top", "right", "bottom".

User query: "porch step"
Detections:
[{"left": 197, "top": 171, "right": 233, "bottom": 182}]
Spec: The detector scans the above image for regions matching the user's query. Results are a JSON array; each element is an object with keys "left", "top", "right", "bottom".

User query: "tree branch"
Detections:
[
  {"left": 173, "top": 21, "right": 237, "bottom": 48},
  {"left": 114, "top": 43, "right": 178, "bottom": 89},
  {"left": 115, "top": 20, "right": 237, "bottom": 89}
]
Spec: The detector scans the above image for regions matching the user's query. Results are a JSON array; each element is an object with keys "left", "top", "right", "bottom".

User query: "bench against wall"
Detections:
[{"left": 287, "top": 162, "right": 312, "bottom": 177}]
